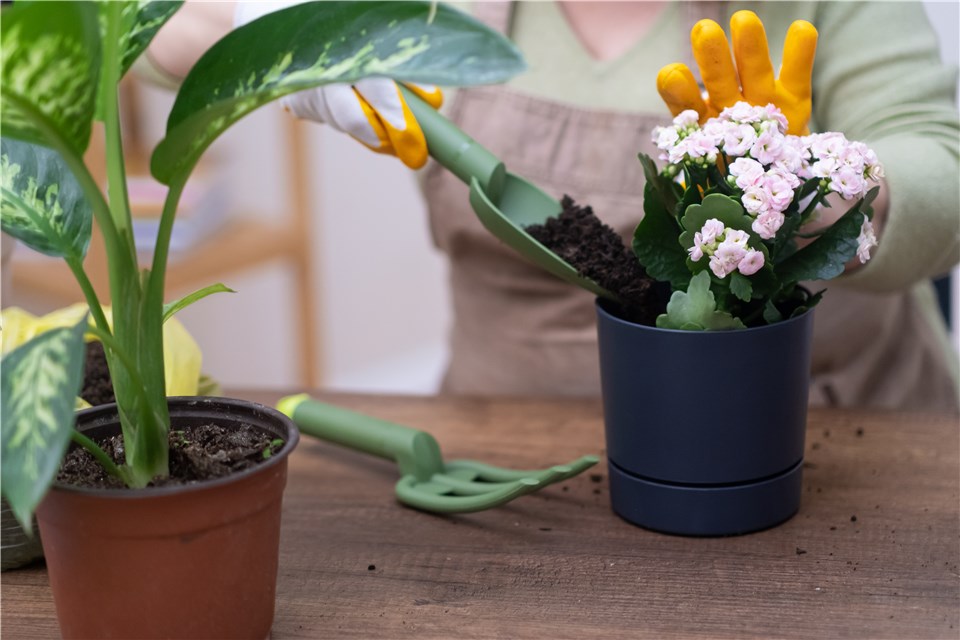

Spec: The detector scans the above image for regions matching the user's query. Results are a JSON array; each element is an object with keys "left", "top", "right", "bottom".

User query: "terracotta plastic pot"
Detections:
[
  {"left": 596, "top": 299, "right": 814, "bottom": 536},
  {"left": 35, "top": 396, "right": 299, "bottom": 639}
]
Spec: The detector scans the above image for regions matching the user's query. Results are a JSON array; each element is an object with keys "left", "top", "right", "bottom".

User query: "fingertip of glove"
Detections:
[
  {"left": 691, "top": 18, "right": 724, "bottom": 43},
  {"left": 787, "top": 20, "right": 819, "bottom": 43}
]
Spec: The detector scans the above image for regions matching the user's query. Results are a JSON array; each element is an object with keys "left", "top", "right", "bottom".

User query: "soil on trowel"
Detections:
[
  {"left": 526, "top": 195, "right": 668, "bottom": 325},
  {"left": 80, "top": 340, "right": 116, "bottom": 407},
  {"left": 57, "top": 423, "right": 284, "bottom": 490}
]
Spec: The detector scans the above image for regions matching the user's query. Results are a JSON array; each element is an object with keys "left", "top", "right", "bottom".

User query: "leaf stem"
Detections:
[
  {"left": 65, "top": 256, "right": 109, "bottom": 333},
  {"left": 70, "top": 430, "right": 124, "bottom": 481},
  {"left": 101, "top": 3, "right": 137, "bottom": 264}
]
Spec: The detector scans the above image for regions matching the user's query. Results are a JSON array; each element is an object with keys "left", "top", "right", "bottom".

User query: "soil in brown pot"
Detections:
[
  {"left": 66, "top": 342, "right": 283, "bottom": 489},
  {"left": 525, "top": 196, "right": 668, "bottom": 325}
]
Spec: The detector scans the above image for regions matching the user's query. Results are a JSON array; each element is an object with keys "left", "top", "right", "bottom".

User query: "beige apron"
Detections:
[{"left": 422, "top": 1, "right": 959, "bottom": 410}]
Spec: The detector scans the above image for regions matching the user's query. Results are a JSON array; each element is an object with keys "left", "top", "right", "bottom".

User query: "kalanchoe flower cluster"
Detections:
[
  {"left": 652, "top": 102, "right": 884, "bottom": 258},
  {"left": 688, "top": 218, "right": 765, "bottom": 278}
]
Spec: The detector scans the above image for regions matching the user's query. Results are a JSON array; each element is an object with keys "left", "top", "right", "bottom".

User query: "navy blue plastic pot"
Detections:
[{"left": 595, "top": 299, "right": 814, "bottom": 536}]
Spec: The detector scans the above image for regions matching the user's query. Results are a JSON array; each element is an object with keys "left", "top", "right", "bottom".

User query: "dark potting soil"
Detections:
[
  {"left": 525, "top": 196, "right": 667, "bottom": 325},
  {"left": 80, "top": 340, "right": 115, "bottom": 407},
  {"left": 66, "top": 340, "right": 281, "bottom": 489},
  {"left": 57, "top": 423, "right": 283, "bottom": 490}
]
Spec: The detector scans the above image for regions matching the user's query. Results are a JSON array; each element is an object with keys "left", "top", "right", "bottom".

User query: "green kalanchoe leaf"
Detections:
[
  {"left": 152, "top": 0, "right": 526, "bottom": 185},
  {"left": 0, "top": 137, "right": 92, "bottom": 260},
  {"left": 776, "top": 187, "right": 879, "bottom": 286},
  {"left": 656, "top": 271, "right": 746, "bottom": 331},
  {"left": 0, "top": 1, "right": 101, "bottom": 156},
  {"left": 634, "top": 155, "right": 688, "bottom": 289},
  {"left": 1, "top": 319, "right": 88, "bottom": 533},
  {"left": 729, "top": 272, "right": 753, "bottom": 303}
]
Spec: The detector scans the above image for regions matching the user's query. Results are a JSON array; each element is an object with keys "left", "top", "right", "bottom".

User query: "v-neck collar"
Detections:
[{"left": 549, "top": 1, "right": 678, "bottom": 71}]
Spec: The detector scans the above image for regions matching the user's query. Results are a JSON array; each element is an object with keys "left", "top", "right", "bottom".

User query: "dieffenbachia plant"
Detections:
[{"left": 0, "top": 0, "right": 525, "bottom": 531}]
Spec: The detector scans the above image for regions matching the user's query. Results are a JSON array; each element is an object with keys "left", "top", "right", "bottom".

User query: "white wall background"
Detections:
[{"left": 6, "top": 1, "right": 959, "bottom": 394}]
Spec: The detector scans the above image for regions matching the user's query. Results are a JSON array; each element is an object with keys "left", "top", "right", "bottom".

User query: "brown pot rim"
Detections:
[{"left": 53, "top": 395, "right": 299, "bottom": 500}]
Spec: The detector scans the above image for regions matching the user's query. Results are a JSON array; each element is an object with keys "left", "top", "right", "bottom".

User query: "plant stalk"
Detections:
[
  {"left": 64, "top": 256, "right": 110, "bottom": 333},
  {"left": 69, "top": 430, "right": 124, "bottom": 481}
]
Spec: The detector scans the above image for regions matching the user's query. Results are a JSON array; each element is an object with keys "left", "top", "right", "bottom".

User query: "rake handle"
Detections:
[{"left": 278, "top": 395, "right": 443, "bottom": 480}]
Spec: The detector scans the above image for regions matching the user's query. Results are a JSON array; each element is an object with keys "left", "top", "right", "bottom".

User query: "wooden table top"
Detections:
[{"left": 3, "top": 391, "right": 958, "bottom": 639}]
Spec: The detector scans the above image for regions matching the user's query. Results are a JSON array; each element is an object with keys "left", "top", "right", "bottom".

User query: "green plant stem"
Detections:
[
  {"left": 101, "top": 3, "right": 137, "bottom": 262},
  {"left": 64, "top": 256, "right": 110, "bottom": 333},
  {"left": 148, "top": 177, "right": 186, "bottom": 300},
  {"left": 70, "top": 430, "right": 124, "bottom": 481}
]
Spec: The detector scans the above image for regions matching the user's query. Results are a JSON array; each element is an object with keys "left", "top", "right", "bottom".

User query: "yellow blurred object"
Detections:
[
  {"left": 1, "top": 304, "right": 202, "bottom": 397},
  {"left": 657, "top": 10, "right": 817, "bottom": 135}
]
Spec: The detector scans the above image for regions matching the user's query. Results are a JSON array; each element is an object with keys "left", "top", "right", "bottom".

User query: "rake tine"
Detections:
[
  {"left": 395, "top": 476, "right": 542, "bottom": 513},
  {"left": 445, "top": 454, "right": 599, "bottom": 483}
]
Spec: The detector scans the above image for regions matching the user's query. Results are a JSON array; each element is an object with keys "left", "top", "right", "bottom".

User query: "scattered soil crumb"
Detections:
[
  {"left": 368, "top": 565, "right": 376, "bottom": 571},
  {"left": 589, "top": 474, "right": 603, "bottom": 483},
  {"left": 796, "top": 547, "right": 807, "bottom": 555}
]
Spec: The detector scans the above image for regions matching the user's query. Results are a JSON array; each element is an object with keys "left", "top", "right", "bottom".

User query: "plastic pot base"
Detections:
[{"left": 607, "top": 457, "right": 803, "bottom": 537}]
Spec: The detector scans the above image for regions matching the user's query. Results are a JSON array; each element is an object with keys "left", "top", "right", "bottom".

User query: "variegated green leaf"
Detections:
[
  {"left": 0, "top": 1, "right": 101, "bottom": 156},
  {"left": 115, "top": 1, "right": 184, "bottom": 77},
  {"left": 151, "top": 0, "right": 525, "bottom": 185},
  {"left": 1, "top": 319, "right": 88, "bottom": 533},
  {"left": 1, "top": 137, "right": 92, "bottom": 259}
]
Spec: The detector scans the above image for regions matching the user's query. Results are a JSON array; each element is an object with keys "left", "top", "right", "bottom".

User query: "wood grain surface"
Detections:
[{"left": 3, "top": 392, "right": 958, "bottom": 639}]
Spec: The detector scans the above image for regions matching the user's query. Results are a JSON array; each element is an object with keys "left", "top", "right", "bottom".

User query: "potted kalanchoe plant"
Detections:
[
  {"left": 596, "top": 100, "right": 882, "bottom": 536},
  {"left": 0, "top": 1, "right": 523, "bottom": 637}
]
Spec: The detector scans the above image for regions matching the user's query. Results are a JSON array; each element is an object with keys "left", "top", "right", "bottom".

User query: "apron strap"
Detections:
[{"left": 471, "top": 0, "right": 514, "bottom": 36}]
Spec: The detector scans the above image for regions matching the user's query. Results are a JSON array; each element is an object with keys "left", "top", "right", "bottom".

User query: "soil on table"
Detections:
[
  {"left": 525, "top": 195, "right": 668, "bottom": 325},
  {"left": 65, "top": 343, "right": 283, "bottom": 489}
]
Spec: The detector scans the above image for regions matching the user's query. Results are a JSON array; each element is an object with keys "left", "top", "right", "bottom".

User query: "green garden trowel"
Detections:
[
  {"left": 278, "top": 394, "right": 599, "bottom": 514},
  {"left": 399, "top": 86, "right": 613, "bottom": 299}
]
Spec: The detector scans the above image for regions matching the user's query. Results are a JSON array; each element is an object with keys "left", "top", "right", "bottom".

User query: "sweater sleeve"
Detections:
[{"left": 807, "top": 1, "right": 959, "bottom": 292}]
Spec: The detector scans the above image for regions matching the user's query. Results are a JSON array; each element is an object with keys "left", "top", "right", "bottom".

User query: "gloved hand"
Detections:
[
  {"left": 234, "top": 2, "right": 443, "bottom": 169},
  {"left": 656, "top": 10, "right": 817, "bottom": 135}
]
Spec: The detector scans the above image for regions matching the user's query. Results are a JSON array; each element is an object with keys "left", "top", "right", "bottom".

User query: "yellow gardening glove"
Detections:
[
  {"left": 657, "top": 10, "right": 818, "bottom": 135},
  {"left": 282, "top": 80, "right": 443, "bottom": 169},
  {"left": 233, "top": 1, "right": 442, "bottom": 169},
  {"left": 1, "top": 305, "right": 203, "bottom": 397}
]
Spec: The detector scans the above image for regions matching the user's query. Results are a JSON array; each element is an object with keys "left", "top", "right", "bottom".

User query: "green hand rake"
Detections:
[{"left": 278, "top": 394, "right": 598, "bottom": 514}]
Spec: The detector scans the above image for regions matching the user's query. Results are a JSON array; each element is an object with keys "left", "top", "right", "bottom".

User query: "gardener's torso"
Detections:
[{"left": 421, "top": 1, "right": 958, "bottom": 410}]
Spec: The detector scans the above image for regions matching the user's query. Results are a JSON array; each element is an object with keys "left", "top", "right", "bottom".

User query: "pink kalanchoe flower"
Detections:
[
  {"left": 751, "top": 127, "right": 784, "bottom": 165},
  {"left": 709, "top": 240, "right": 747, "bottom": 278},
  {"left": 700, "top": 219, "right": 726, "bottom": 244},
  {"left": 741, "top": 186, "right": 769, "bottom": 215},
  {"left": 653, "top": 125, "right": 679, "bottom": 151},
  {"left": 738, "top": 249, "right": 765, "bottom": 276},
  {"left": 684, "top": 130, "right": 719, "bottom": 159},
  {"left": 673, "top": 109, "right": 700, "bottom": 128},
  {"left": 688, "top": 243, "right": 704, "bottom": 261},
  {"left": 722, "top": 123, "right": 757, "bottom": 156},
  {"left": 729, "top": 157, "right": 764, "bottom": 189},
  {"left": 763, "top": 172, "right": 796, "bottom": 212},
  {"left": 829, "top": 165, "right": 868, "bottom": 200},
  {"left": 762, "top": 104, "right": 789, "bottom": 132},
  {"left": 856, "top": 218, "right": 878, "bottom": 263},
  {"left": 752, "top": 210, "right": 785, "bottom": 239},
  {"left": 721, "top": 101, "right": 763, "bottom": 124}
]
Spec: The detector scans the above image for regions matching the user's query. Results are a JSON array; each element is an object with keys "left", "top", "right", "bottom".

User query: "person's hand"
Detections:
[
  {"left": 234, "top": 2, "right": 442, "bottom": 169},
  {"left": 657, "top": 10, "right": 817, "bottom": 135}
]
